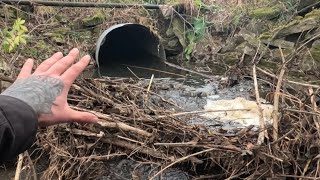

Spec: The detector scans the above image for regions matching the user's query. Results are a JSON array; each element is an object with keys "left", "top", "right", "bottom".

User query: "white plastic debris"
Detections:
[{"left": 201, "top": 97, "right": 274, "bottom": 127}]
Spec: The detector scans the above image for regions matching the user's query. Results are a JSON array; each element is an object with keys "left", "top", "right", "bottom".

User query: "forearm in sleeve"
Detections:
[{"left": 0, "top": 95, "right": 38, "bottom": 163}]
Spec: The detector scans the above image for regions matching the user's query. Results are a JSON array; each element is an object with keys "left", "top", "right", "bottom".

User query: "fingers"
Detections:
[
  {"left": 61, "top": 55, "right": 91, "bottom": 86},
  {"left": 38, "top": 108, "right": 98, "bottom": 126},
  {"left": 17, "top": 58, "right": 34, "bottom": 79},
  {"left": 46, "top": 48, "right": 80, "bottom": 76},
  {"left": 34, "top": 52, "right": 63, "bottom": 74},
  {"left": 67, "top": 108, "right": 99, "bottom": 124}
]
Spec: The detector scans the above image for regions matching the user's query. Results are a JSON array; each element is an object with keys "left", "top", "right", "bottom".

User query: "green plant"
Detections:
[
  {"left": 1, "top": 18, "right": 28, "bottom": 53},
  {"left": 184, "top": 17, "right": 207, "bottom": 60}
]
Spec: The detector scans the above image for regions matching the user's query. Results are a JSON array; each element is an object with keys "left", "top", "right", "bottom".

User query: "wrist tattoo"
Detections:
[{"left": 1, "top": 75, "right": 64, "bottom": 115}]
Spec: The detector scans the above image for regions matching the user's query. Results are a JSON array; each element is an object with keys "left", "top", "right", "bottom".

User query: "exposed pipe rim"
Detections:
[
  {"left": 95, "top": 23, "right": 133, "bottom": 68},
  {"left": 95, "top": 23, "right": 166, "bottom": 69}
]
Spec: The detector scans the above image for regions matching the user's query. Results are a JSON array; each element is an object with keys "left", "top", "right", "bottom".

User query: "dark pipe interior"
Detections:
[{"left": 98, "top": 24, "right": 166, "bottom": 67}]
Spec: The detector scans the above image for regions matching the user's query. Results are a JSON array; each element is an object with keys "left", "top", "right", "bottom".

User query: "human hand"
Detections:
[{"left": 1, "top": 48, "right": 98, "bottom": 126}]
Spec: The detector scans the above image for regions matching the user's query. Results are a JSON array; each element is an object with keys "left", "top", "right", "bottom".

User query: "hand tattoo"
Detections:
[{"left": 1, "top": 75, "right": 64, "bottom": 115}]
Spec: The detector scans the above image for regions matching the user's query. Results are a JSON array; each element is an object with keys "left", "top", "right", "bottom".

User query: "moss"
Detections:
[
  {"left": 310, "top": 40, "right": 320, "bottom": 62},
  {"left": 259, "top": 32, "right": 273, "bottom": 40},
  {"left": 82, "top": 12, "right": 105, "bottom": 27},
  {"left": 249, "top": 5, "right": 283, "bottom": 20},
  {"left": 288, "top": 70, "right": 306, "bottom": 78},
  {"left": 219, "top": 52, "right": 242, "bottom": 65},
  {"left": 294, "top": 16, "right": 304, "bottom": 20},
  {"left": 305, "top": 9, "right": 320, "bottom": 20},
  {"left": 258, "top": 60, "right": 278, "bottom": 71},
  {"left": 55, "top": 14, "right": 68, "bottom": 24},
  {"left": 23, "top": 40, "right": 54, "bottom": 60}
]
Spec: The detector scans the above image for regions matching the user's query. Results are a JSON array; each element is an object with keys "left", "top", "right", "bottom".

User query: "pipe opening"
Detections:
[{"left": 95, "top": 23, "right": 166, "bottom": 72}]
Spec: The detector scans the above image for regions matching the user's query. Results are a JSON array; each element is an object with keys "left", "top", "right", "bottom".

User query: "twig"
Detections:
[
  {"left": 150, "top": 148, "right": 216, "bottom": 180},
  {"left": 26, "top": 152, "right": 38, "bottom": 180},
  {"left": 276, "top": 174, "right": 320, "bottom": 179},
  {"left": 14, "top": 152, "right": 25, "bottom": 180},
  {"left": 260, "top": 152, "right": 283, "bottom": 162},
  {"left": 308, "top": 87, "right": 320, "bottom": 138},
  {"left": 147, "top": 74, "right": 154, "bottom": 94},
  {"left": 155, "top": 109, "right": 250, "bottom": 118},
  {"left": 300, "top": 159, "right": 312, "bottom": 180},
  {"left": 162, "top": 60, "right": 217, "bottom": 79},
  {"left": 256, "top": 66, "right": 320, "bottom": 88},
  {"left": 154, "top": 143, "right": 242, "bottom": 152},
  {"left": 123, "top": 64, "right": 186, "bottom": 78},
  {"left": 268, "top": 128, "right": 294, "bottom": 146},
  {"left": 283, "top": 108, "right": 320, "bottom": 116},
  {"left": 272, "top": 47, "right": 286, "bottom": 142},
  {"left": 253, "top": 64, "right": 266, "bottom": 146},
  {"left": 97, "top": 120, "right": 153, "bottom": 137},
  {"left": 126, "top": 67, "right": 140, "bottom": 80},
  {"left": 1, "top": 0, "right": 163, "bottom": 9},
  {"left": 100, "top": 137, "right": 169, "bottom": 160},
  {"left": 70, "top": 106, "right": 153, "bottom": 137}
]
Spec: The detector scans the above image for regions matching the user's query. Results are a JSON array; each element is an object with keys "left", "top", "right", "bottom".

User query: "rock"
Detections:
[
  {"left": 248, "top": 5, "right": 283, "bottom": 20},
  {"left": 219, "top": 36, "right": 245, "bottom": 53},
  {"left": 258, "top": 59, "right": 279, "bottom": 71},
  {"left": 271, "top": 48, "right": 292, "bottom": 62},
  {"left": 275, "top": 9, "right": 320, "bottom": 38},
  {"left": 164, "top": 38, "right": 183, "bottom": 56},
  {"left": 309, "top": 39, "right": 320, "bottom": 62},
  {"left": 220, "top": 29, "right": 270, "bottom": 59},
  {"left": 261, "top": 39, "right": 295, "bottom": 49},
  {"left": 166, "top": 28, "right": 175, "bottom": 37},
  {"left": 216, "top": 52, "right": 242, "bottom": 65},
  {"left": 82, "top": 12, "right": 105, "bottom": 27},
  {"left": 168, "top": 38, "right": 180, "bottom": 48},
  {"left": 172, "top": 17, "right": 187, "bottom": 48}
]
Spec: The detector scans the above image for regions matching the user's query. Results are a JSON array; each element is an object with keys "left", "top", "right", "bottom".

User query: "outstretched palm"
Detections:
[{"left": 2, "top": 48, "right": 98, "bottom": 126}]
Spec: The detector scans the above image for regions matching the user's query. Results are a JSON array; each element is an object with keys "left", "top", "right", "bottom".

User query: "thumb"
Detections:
[{"left": 67, "top": 108, "right": 99, "bottom": 124}]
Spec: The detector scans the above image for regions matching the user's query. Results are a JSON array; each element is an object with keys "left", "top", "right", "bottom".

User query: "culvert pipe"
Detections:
[{"left": 95, "top": 23, "right": 166, "bottom": 69}]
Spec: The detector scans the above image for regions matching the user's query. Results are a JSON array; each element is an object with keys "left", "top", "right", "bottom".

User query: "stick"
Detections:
[
  {"left": 272, "top": 47, "right": 286, "bottom": 142},
  {"left": 97, "top": 120, "right": 153, "bottom": 137},
  {"left": 147, "top": 74, "right": 154, "bottom": 94},
  {"left": 256, "top": 67, "right": 320, "bottom": 88},
  {"left": 154, "top": 143, "right": 242, "bottom": 152},
  {"left": 26, "top": 152, "right": 38, "bottom": 180},
  {"left": 70, "top": 106, "right": 153, "bottom": 137},
  {"left": 14, "top": 153, "right": 25, "bottom": 180},
  {"left": 253, "top": 64, "right": 266, "bottom": 146},
  {"left": 309, "top": 87, "right": 320, "bottom": 138},
  {"left": 1, "top": 0, "right": 163, "bottom": 9},
  {"left": 100, "top": 137, "right": 169, "bottom": 160}
]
